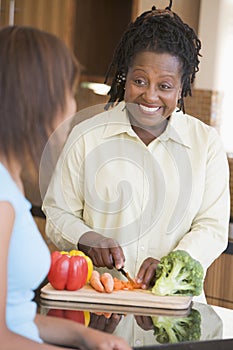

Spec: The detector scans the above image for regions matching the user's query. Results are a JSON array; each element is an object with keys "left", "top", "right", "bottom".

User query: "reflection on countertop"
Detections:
[{"left": 40, "top": 300, "right": 227, "bottom": 348}]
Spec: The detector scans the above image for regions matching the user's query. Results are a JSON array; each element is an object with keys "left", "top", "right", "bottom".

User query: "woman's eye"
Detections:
[
  {"left": 160, "top": 84, "right": 171, "bottom": 89},
  {"left": 134, "top": 78, "right": 146, "bottom": 86}
]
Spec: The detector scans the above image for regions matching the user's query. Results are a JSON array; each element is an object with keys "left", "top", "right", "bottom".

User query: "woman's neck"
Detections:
[{"left": 130, "top": 117, "right": 169, "bottom": 146}]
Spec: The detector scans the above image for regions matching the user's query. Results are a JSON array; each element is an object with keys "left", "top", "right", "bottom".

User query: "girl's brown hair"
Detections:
[{"left": 0, "top": 26, "right": 80, "bottom": 169}]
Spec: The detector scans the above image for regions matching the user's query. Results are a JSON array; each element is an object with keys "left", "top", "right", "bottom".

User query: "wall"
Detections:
[
  {"left": 138, "top": 0, "right": 200, "bottom": 32},
  {"left": 196, "top": 0, "right": 233, "bottom": 153},
  {"left": 196, "top": 0, "right": 233, "bottom": 220},
  {"left": 195, "top": 0, "right": 233, "bottom": 91}
]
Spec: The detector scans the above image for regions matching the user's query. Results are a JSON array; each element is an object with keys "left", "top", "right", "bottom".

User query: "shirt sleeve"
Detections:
[
  {"left": 175, "top": 127, "right": 230, "bottom": 270},
  {"left": 42, "top": 129, "right": 91, "bottom": 251}
]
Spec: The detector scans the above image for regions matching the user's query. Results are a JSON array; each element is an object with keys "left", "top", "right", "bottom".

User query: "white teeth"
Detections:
[{"left": 139, "top": 104, "right": 160, "bottom": 112}]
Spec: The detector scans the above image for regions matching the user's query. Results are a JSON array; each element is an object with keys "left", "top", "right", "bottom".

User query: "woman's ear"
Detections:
[{"left": 178, "top": 86, "right": 182, "bottom": 100}]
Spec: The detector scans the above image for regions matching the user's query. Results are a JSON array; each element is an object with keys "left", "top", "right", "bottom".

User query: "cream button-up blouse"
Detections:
[{"left": 43, "top": 102, "right": 230, "bottom": 301}]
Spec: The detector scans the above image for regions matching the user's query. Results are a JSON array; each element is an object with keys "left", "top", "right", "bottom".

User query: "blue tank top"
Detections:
[{"left": 0, "top": 163, "right": 51, "bottom": 343}]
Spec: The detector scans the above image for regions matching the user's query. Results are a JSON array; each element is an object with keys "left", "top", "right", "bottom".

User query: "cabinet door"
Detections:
[
  {"left": 74, "top": 0, "right": 137, "bottom": 78},
  {"left": 204, "top": 253, "right": 233, "bottom": 309},
  {"left": 0, "top": 0, "right": 76, "bottom": 48},
  {"left": 0, "top": 0, "right": 13, "bottom": 27}
]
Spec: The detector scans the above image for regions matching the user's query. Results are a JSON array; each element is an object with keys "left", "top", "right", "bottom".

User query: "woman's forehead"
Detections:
[{"left": 129, "top": 50, "right": 183, "bottom": 72}]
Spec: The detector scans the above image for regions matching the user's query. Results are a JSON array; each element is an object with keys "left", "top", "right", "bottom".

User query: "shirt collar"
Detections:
[
  {"left": 103, "top": 102, "right": 192, "bottom": 148},
  {"left": 158, "top": 109, "right": 192, "bottom": 148},
  {"left": 102, "top": 101, "right": 133, "bottom": 138}
]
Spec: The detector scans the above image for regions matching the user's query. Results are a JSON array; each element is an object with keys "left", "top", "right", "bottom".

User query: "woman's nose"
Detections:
[{"left": 143, "top": 86, "right": 159, "bottom": 102}]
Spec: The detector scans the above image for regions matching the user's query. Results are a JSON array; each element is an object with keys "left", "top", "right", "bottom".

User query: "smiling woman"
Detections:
[{"left": 43, "top": 1, "right": 230, "bottom": 307}]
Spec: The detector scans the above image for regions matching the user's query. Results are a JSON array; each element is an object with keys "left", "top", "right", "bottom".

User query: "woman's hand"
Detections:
[
  {"left": 89, "top": 313, "right": 123, "bottom": 333},
  {"left": 136, "top": 257, "right": 160, "bottom": 289},
  {"left": 134, "top": 315, "right": 153, "bottom": 331},
  {"left": 36, "top": 313, "right": 131, "bottom": 349},
  {"left": 81, "top": 325, "right": 132, "bottom": 350},
  {"left": 78, "top": 231, "right": 125, "bottom": 269}
]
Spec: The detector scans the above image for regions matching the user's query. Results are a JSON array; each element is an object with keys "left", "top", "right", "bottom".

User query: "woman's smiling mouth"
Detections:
[{"left": 139, "top": 104, "right": 161, "bottom": 114}]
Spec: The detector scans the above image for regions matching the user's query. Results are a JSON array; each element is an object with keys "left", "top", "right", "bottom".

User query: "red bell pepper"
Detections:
[
  {"left": 47, "top": 308, "right": 90, "bottom": 326},
  {"left": 65, "top": 250, "right": 93, "bottom": 282},
  {"left": 48, "top": 251, "right": 88, "bottom": 291}
]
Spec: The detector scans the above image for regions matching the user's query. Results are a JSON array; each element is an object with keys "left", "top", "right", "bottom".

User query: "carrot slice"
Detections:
[
  {"left": 90, "top": 272, "right": 142, "bottom": 293},
  {"left": 100, "top": 272, "right": 114, "bottom": 293},
  {"left": 93, "top": 311, "right": 112, "bottom": 318},
  {"left": 90, "top": 271, "right": 104, "bottom": 292}
]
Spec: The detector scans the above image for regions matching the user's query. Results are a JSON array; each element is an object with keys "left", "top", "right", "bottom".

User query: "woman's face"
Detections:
[
  {"left": 124, "top": 51, "right": 183, "bottom": 129},
  {"left": 51, "top": 93, "right": 77, "bottom": 133}
]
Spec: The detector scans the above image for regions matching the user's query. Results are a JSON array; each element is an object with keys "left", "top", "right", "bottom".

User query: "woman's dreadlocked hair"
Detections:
[{"left": 104, "top": 0, "right": 201, "bottom": 113}]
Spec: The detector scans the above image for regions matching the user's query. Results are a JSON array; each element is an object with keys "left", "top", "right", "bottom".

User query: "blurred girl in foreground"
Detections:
[{"left": 0, "top": 25, "right": 131, "bottom": 350}]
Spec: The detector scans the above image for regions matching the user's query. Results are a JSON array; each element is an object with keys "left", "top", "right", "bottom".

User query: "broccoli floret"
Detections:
[
  {"left": 152, "top": 250, "right": 204, "bottom": 296},
  {"left": 152, "top": 308, "right": 202, "bottom": 344}
]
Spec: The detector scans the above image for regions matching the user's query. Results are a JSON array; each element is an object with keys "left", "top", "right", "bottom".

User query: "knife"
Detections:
[{"left": 118, "top": 267, "right": 134, "bottom": 284}]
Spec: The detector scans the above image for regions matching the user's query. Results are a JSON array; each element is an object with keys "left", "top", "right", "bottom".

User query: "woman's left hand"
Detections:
[{"left": 136, "top": 257, "right": 160, "bottom": 289}]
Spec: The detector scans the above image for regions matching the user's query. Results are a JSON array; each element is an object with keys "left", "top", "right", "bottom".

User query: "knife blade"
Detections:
[{"left": 118, "top": 268, "right": 134, "bottom": 284}]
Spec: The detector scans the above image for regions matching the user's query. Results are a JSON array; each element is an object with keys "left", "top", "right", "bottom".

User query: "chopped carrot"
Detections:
[
  {"left": 90, "top": 270, "right": 104, "bottom": 292},
  {"left": 90, "top": 272, "right": 142, "bottom": 293},
  {"left": 93, "top": 311, "right": 112, "bottom": 318},
  {"left": 113, "top": 278, "right": 124, "bottom": 290},
  {"left": 100, "top": 272, "right": 114, "bottom": 293},
  {"left": 131, "top": 280, "right": 142, "bottom": 289},
  {"left": 113, "top": 277, "right": 142, "bottom": 291}
]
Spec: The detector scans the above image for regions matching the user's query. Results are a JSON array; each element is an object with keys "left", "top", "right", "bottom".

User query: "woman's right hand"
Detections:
[
  {"left": 78, "top": 231, "right": 125, "bottom": 270},
  {"left": 81, "top": 325, "right": 132, "bottom": 350},
  {"left": 134, "top": 315, "right": 153, "bottom": 331},
  {"left": 89, "top": 313, "right": 123, "bottom": 333}
]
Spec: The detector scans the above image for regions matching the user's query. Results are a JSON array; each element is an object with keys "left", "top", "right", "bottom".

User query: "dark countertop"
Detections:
[
  {"left": 134, "top": 338, "right": 233, "bottom": 350},
  {"left": 225, "top": 240, "right": 233, "bottom": 255},
  {"left": 39, "top": 296, "right": 233, "bottom": 349}
]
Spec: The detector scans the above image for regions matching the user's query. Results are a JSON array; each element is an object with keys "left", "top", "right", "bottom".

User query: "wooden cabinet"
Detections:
[
  {"left": 204, "top": 250, "right": 233, "bottom": 309},
  {"left": 0, "top": 0, "right": 139, "bottom": 76},
  {"left": 74, "top": 0, "right": 137, "bottom": 78},
  {"left": 0, "top": 0, "right": 13, "bottom": 27},
  {"left": 0, "top": 0, "right": 76, "bottom": 48}
]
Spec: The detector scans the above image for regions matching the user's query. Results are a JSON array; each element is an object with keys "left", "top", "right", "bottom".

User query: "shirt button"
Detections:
[
  {"left": 141, "top": 246, "right": 145, "bottom": 251},
  {"left": 135, "top": 339, "right": 142, "bottom": 346}
]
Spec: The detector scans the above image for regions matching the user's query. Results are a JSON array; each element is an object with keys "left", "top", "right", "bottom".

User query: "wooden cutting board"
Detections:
[{"left": 40, "top": 283, "right": 192, "bottom": 311}]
